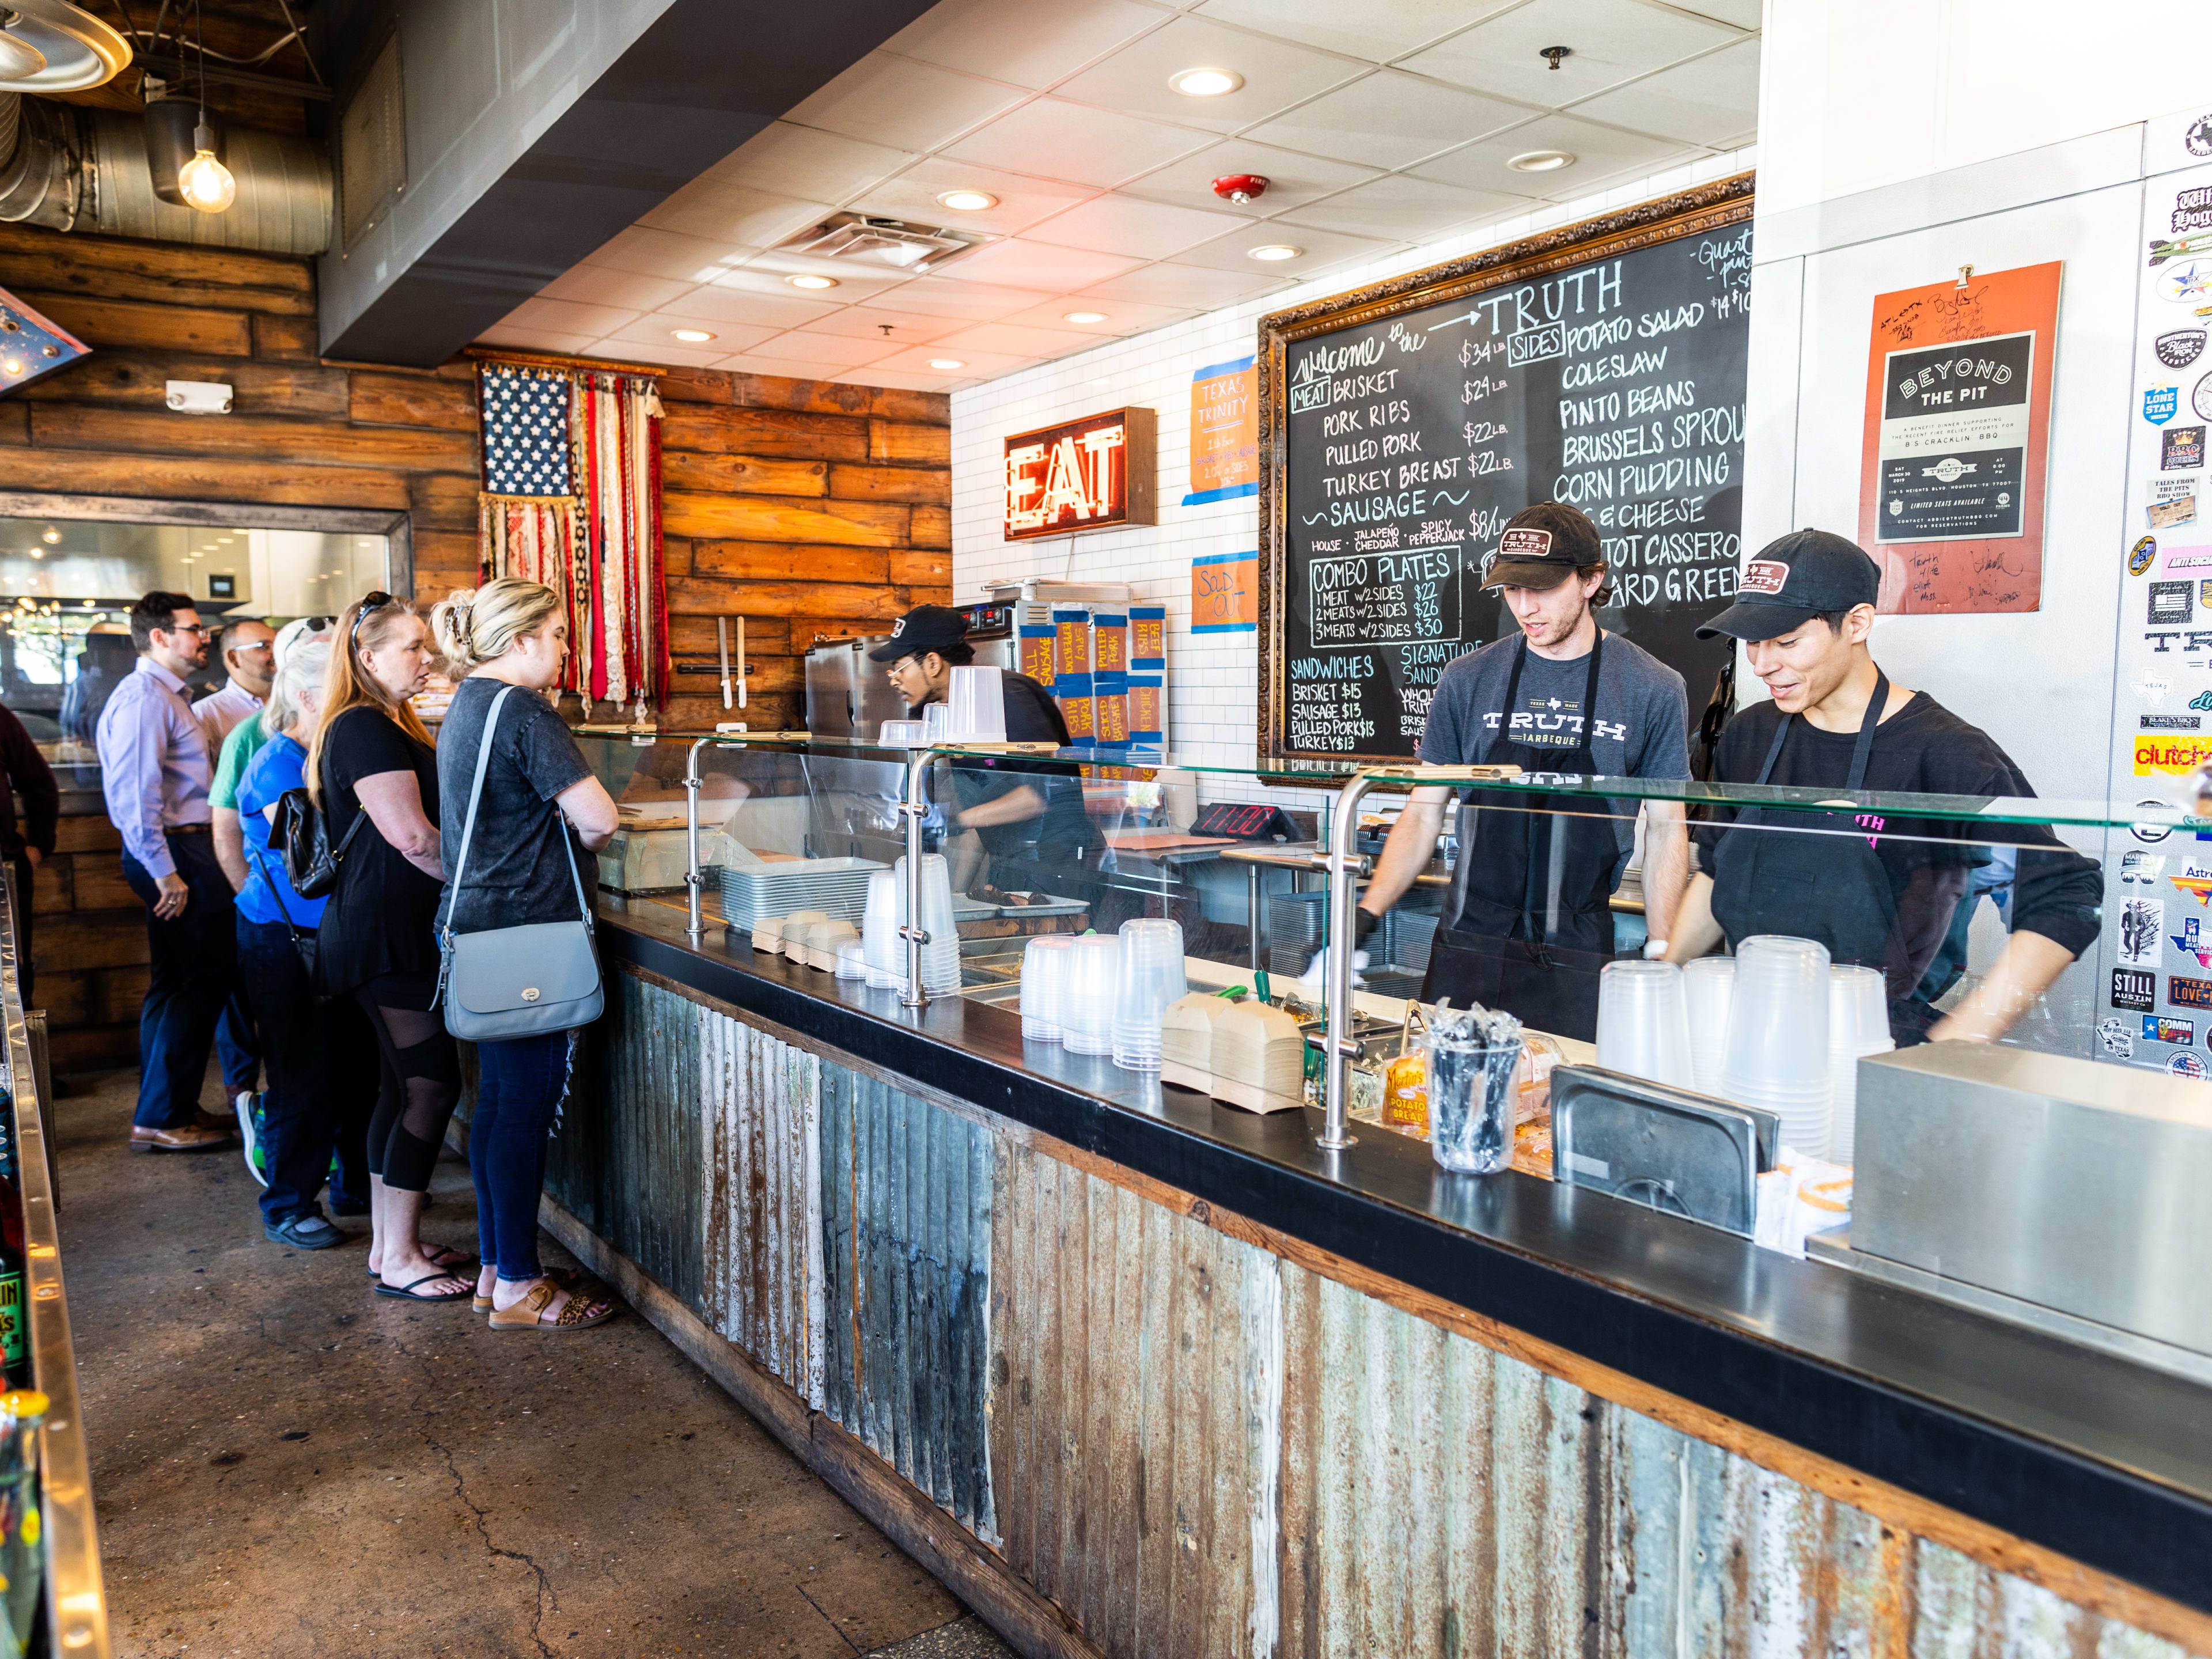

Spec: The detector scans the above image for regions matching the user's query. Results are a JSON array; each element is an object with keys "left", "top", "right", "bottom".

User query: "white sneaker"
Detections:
[{"left": 235, "top": 1090, "right": 268, "bottom": 1189}]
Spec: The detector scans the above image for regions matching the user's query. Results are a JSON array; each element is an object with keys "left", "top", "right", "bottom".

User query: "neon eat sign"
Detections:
[{"left": 1003, "top": 408, "right": 1138, "bottom": 539}]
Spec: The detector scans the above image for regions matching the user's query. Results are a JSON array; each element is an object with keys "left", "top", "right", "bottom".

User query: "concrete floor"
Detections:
[{"left": 54, "top": 1065, "right": 1016, "bottom": 1659}]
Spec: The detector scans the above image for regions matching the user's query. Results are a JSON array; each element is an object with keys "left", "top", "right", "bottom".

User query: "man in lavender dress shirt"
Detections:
[{"left": 96, "top": 592, "right": 241, "bottom": 1153}]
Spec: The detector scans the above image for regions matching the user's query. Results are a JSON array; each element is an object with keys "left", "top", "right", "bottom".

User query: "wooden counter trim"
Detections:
[
  {"left": 613, "top": 961, "right": 2212, "bottom": 1656},
  {"left": 537, "top": 1190, "right": 1104, "bottom": 1659}
]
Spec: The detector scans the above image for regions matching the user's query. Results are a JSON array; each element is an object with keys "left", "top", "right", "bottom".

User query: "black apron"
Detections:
[
  {"left": 1708, "top": 673, "right": 1897, "bottom": 972},
  {"left": 1419, "top": 635, "right": 1618, "bottom": 1042}
]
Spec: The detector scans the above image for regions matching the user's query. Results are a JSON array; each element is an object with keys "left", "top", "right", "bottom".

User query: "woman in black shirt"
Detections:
[
  {"left": 310, "top": 593, "right": 472, "bottom": 1302},
  {"left": 429, "top": 579, "right": 618, "bottom": 1332}
]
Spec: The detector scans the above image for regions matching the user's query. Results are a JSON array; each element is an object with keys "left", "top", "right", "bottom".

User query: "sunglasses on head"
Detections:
[{"left": 350, "top": 593, "right": 393, "bottom": 645}]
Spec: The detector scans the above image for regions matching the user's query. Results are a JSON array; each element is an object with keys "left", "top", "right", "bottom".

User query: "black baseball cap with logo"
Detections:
[
  {"left": 868, "top": 604, "right": 969, "bottom": 661},
  {"left": 1479, "top": 502, "right": 1603, "bottom": 592},
  {"left": 1695, "top": 529, "right": 1882, "bottom": 640}
]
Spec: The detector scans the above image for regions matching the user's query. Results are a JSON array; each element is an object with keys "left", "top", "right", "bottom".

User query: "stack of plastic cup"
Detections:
[
  {"left": 946, "top": 666, "right": 1008, "bottom": 743},
  {"left": 1720, "top": 934, "right": 1832, "bottom": 1157},
  {"left": 893, "top": 853, "right": 963, "bottom": 995},
  {"left": 1059, "top": 934, "right": 1123, "bottom": 1056},
  {"left": 1111, "top": 919, "right": 1187, "bottom": 1070},
  {"left": 1682, "top": 956, "right": 1736, "bottom": 1093},
  {"left": 834, "top": 938, "right": 869, "bottom": 982},
  {"left": 1825, "top": 965, "right": 1893, "bottom": 1166},
  {"left": 1594, "top": 960, "right": 1694, "bottom": 1088},
  {"left": 922, "top": 701, "right": 953, "bottom": 745},
  {"left": 1020, "top": 935, "right": 1074, "bottom": 1042},
  {"left": 861, "top": 869, "right": 904, "bottom": 990}
]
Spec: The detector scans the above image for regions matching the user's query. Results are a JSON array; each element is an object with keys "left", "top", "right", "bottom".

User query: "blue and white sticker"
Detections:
[{"left": 2147, "top": 385, "right": 2181, "bottom": 425}]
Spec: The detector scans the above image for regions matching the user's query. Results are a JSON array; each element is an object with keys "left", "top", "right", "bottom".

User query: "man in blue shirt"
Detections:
[{"left": 96, "top": 592, "right": 241, "bottom": 1153}]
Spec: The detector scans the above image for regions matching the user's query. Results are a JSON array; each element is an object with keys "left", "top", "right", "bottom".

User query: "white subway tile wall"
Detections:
[{"left": 948, "top": 147, "right": 1756, "bottom": 814}]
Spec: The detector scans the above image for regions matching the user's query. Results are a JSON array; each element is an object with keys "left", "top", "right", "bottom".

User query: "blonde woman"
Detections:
[
  {"left": 427, "top": 580, "right": 618, "bottom": 1332},
  {"left": 311, "top": 593, "right": 473, "bottom": 1302}
]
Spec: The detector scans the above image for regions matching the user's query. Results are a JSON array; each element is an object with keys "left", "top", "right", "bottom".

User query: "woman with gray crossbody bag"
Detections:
[{"left": 429, "top": 580, "right": 622, "bottom": 1333}]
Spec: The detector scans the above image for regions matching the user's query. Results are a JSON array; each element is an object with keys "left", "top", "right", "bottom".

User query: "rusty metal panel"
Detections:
[
  {"left": 988, "top": 1141, "right": 1272, "bottom": 1658},
  {"left": 820, "top": 1061, "right": 859, "bottom": 1431},
  {"left": 698, "top": 1012, "right": 825, "bottom": 1408},
  {"left": 843, "top": 1070, "right": 994, "bottom": 1536}
]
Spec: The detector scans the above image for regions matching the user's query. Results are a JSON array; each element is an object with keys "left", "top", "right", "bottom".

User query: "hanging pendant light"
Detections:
[{"left": 177, "top": 0, "right": 233, "bottom": 214}]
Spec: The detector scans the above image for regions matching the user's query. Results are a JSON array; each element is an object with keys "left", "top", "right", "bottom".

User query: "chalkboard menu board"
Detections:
[{"left": 1259, "top": 177, "right": 1755, "bottom": 762}]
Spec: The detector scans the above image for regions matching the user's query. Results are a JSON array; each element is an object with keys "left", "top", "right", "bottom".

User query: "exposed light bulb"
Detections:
[{"left": 177, "top": 123, "right": 236, "bottom": 213}]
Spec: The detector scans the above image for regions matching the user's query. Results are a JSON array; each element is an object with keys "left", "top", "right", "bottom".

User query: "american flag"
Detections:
[{"left": 479, "top": 363, "right": 574, "bottom": 497}]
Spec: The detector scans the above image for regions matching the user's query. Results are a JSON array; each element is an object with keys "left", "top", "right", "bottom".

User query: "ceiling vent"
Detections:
[{"left": 772, "top": 212, "right": 984, "bottom": 274}]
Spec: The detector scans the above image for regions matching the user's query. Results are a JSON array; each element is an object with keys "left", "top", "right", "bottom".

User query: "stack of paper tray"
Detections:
[{"left": 717, "top": 858, "right": 884, "bottom": 932}]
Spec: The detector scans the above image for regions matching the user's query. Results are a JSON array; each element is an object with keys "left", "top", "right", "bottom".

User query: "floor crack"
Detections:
[{"left": 794, "top": 1579, "right": 862, "bottom": 1656}]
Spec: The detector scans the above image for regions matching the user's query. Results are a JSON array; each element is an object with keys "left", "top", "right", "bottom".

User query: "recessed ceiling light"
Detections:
[
  {"left": 936, "top": 190, "right": 998, "bottom": 212},
  {"left": 39, "top": 529, "right": 58, "bottom": 544},
  {"left": 786, "top": 274, "right": 839, "bottom": 290},
  {"left": 1508, "top": 150, "right": 1575, "bottom": 173},
  {"left": 1063, "top": 310, "right": 1109, "bottom": 324},
  {"left": 1170, "top": 67, "right": 1243, "bottom": 97},
  {"left": 1248, "top": 244, "right": 1303, "bottom": 262},
  {"left": 928, "top": 358, "right": 966, "bottom": 370},
  {"left": 671, "top": 328, "right": 716, "bottom": 342}
]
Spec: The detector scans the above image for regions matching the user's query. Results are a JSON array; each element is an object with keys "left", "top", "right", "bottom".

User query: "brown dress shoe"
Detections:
[
  {"left": 190, "top": 1109, "right": 235, "bottom": 1132},
  {"left": 130, "top": 1123, "right": 236, "bottom": 1154}
]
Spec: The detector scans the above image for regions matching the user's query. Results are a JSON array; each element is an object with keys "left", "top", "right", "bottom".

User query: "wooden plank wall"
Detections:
[{"left": 0, "top": 221, "right": 950, "bottom": 1068}]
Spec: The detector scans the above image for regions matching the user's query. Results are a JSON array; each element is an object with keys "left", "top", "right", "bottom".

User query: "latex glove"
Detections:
[{"left": 1300, "top": 942, "right": 1369, "bottom": 989}]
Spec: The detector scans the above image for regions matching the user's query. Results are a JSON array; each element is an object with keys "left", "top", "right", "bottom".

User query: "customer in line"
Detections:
[
  {"left": 0, "top": 700, "right": 57, "bottom": 994},
  {"left": 95, "top": 591, "right": 237, "bottom": 1154},
  {"left": 430, "top": 581, "right": 616, "bottom": 1332},
  {"left": 232, "top": 638, "right": 370, "bottom": 1251},
  {"left": 194, "top": 619, "right": 276, "bottom": 746},
  {"left": 310, "top": 593, "right": 472, "bottom": 1301}
]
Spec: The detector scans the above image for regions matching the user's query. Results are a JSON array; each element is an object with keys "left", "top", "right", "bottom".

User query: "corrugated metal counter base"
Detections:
[{"left": 548, "top": 969, "right": 2203, "bottom": 1659}]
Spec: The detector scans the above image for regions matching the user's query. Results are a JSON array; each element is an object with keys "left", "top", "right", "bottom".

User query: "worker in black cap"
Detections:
[
  {"left": 868, "top": 603, "right": 1098, "bottom": 888},
  {"left": 1348, "top": 503, "right": 1692, "bottom": 1042},
  {"left": 1666, "top": 529, "right": 2100, "bottom": 1044}
]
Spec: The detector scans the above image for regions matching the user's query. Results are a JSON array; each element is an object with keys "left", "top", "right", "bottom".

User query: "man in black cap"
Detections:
[
  {"left": 1349, "top": 503, "right": 1692, "bottom": 1041},
  {"left": 1666, "top": 529, "right": 2100, "bottom": 1043},
  {"left": 868, "top": 603, "right": 1098, "bottom": 883}
]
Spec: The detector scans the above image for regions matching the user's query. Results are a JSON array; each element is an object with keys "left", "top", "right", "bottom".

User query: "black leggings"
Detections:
[{"left": 354, "top": 972, "right": 461, "bottom": 1194}]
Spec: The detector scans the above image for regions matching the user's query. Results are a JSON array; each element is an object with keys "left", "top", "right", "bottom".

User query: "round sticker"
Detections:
[
  {"left": 2169, "top": 1051, "right": 2207, "bottom": 1078},
  {"left": 2133, "top": 536, "right": 2160, "bottom": 576},
  {"left": 2195, "top": 371, "right": 2212, "bottom": 423},
  {"left": 2163, "top": 264, "right": 2212, "bottom": 306}
]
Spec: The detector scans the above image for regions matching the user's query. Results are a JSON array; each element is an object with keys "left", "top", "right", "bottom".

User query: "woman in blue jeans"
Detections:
[
  {"left": 232, "top": 638, "right": 379, "bottom": 1249},
  {"left": 427, "top": 579, "right": 619, "bottom": 1332}
]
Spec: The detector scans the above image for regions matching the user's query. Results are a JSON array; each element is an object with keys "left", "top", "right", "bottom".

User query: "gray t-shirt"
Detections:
[
  {"left": 1421, "top": 631, "right": 1691, "bottom": 857},
  {"left": 437, "top": 676, "right": 594, "bottom": 934}
]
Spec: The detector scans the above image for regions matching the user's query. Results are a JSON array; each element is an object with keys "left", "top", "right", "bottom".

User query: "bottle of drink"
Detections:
[{"left": 0, "top": 1174, "right": 26, "bottom": 1392}]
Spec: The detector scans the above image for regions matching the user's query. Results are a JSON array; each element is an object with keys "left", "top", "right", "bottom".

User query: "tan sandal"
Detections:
[
  {"left": 487, "top": 1277, "right": 616, "bottom": 1332},
  {"left": 474, "top": 1265, "right": 585, "bottom": 1314}
]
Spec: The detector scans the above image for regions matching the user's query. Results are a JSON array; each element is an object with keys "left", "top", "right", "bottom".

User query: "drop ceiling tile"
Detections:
[
  {"left": 1278, "top": 172, "right": 1537, "bottom": 242},
  {"left": 1052, "top": 16, "right": 1368, "bottom": 136},
  {"left": 1410, "top": 111, "right": 1705, "bottom": 198},
  {"left": 789, "top": 306, "right": 968, "bottom": 346},
  {"left": 536, "top": 265, "right": 695, "bottom": 310},
  {"left": 1077, "top": 263, "right": 1294, "bottom": 308},
  {"left": 785, "top": 52, "right": 1028, "bottom": 153},
  {"left": 931, "top": 320, "right": 1105, "bottom": 357},
  {"left": 877, "top": 279, "right": 1067, "bottom": 321},
  {"left": 654, "top": 287, "right": 844, "bottom": 329},
  {"left": 1024, "top": 192, "right": 1248, "bottom": 259},
  {"left": 746, "top": 332, "right": 902, "bottom": 370},
  {"left": 849, "top": 158, "right": 1098, "bottom": 238},
  {"left": 603, "top": 317, "right": 784, "bottom": 355},
  {"left": 695, "top": 121, "right": 918, "bottom": 205},
  {"left": 1164, "top": 221, "right": 1397, "bottom": 279},
  {"left": 500, "top": 297, "right": 642, "bottom": 336},
  {"left": 1118, "top": 139, "right": 1383, "bottom": 218},
  {"left": 848, "top": 366, "right": 968, "bottom": 393},
  {"left": 1667, "top": 0, "right": 1760, "bottom": 26},
  {"left": 883, "top": 0, "right": 1166, "bottom": 90},
  {"left": 1568, "top": 39, "right": 1760, "bottom": 147},
  {"left": 1241, "top": 69, "right": 1536, "bottom": 168},
  {"left": 637, "top": 182, "right": 836, "bottom": 249},
  {"left": 995, "top": 295, "right": 1197, "bottom": 333},
  {"left": 1406, "top": 0, "right": 1740, "bottom": 106},
  {"left": 929, "top": 238, "right": 1144, "bottom": 290},
  {"left": 714, "top": 255, "right": 917, "bottom": 305},
  {"left": 474, "top": 324, "right": 601, "bottom": 357},
  {"left": 581, "top": 226, "right": 749, "bottom": 283},
  {"left": 940, "top": 99, "right": 1214, "bottom": 190},
  {"left": 875, "top": 343, "right": 1037, "bottom": 378},
  {"left": 1192, "top": 0, "right": 1510, "bottom": 63},
  {"left": 599, "top": 340, "right": 729, "bottom": 370}
]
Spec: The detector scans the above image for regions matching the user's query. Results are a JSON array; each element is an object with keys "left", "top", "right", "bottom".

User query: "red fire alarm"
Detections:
[{"left": 1211, "top": 173, "right": 1268, "bottom": 205}]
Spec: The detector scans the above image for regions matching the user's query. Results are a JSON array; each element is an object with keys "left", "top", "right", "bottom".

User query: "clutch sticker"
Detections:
[
  {"left": 2112, "top": 968, "right": 2156, "bottom": 1011},
  {"left": 2171, "top": 974, "right": 2212, "bottom": 1009},
  {"left": 2132, "top": 535, "right": 2161, "bottom": 574},
  {"left": 2122, "top": 896, "right": 2165, "bottom": 964},
  {"left": 2098, "top": 1016, "right": 2136, "bottom": 1058},
  {"left": 2164, "top": 426, "right": 2206, "bottom": 469},
  {"left": 2158, "top": 328, "right": 2209, "bottom": 369},
  {"left": 2150, "top": 580, "right": 2195, "bottom": 623},
  {"left": 2171, "top": 1051, "right": 2208, "bottom": 1078},
  {"left": 1738, "top": 560, "right": 1789, "bottom": 595},
  {"left": 2149, "top": 385, "right": 2181, "bottom": 424},
  {"left": 2143, "top": 1013, "right": 2196, "bottom": 1045}
]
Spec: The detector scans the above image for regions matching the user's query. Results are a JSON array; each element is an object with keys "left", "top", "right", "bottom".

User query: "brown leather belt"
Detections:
[{"left": 167, "top": 823, "right": 212, "bottom": 835}]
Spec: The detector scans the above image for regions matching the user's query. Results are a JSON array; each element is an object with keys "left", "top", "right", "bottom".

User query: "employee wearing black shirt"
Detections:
[{"left": 1665, "top": 530, "right": 2101, "bottom": 1044}]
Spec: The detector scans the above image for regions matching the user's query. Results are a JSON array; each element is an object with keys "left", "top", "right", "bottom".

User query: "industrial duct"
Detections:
[{"left": 0, "top": 90, "right": 331, "bottom": 255}]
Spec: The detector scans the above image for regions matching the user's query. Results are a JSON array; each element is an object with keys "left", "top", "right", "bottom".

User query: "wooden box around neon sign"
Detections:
[{"left": 1001, "top": 406, "right": 1156, "bottom": 541}]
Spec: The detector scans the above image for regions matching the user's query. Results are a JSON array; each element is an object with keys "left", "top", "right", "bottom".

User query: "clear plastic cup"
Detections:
[
  {"left": 1111, "top": 918, "right": 1186, "bottom": 1070},
  {"left": 835, "top": 938, "right": 869, "bottom": 981},
  {"left": 1060, "top": 934, "right": 1122, "bottom": 1055},
  {"left": 1595, "top": 960, "right": 1694, "bottom": 1087},
  {"left": 1427, "top": 1007, "right": 1524, "bottom": 1174},
  {"left": 862, "top": 870, "right": 904, "bottom": 990},
  {"left": 895, "top": 853, "right": 963, "bottom": 995},
  {"left": 923, "top": 700, "right": 953, "bottom": 744},
  {"left": 946, "top": 666, "right": 1008, "bottom": 743},
  {"left": 1682, "top": 956, "right": 1735, "bottom": 1093},
  {"left": 1722, "top": 935, "right": 1832, "bottom": 1157},
  {"left": 1827, "top": 965, "right": 1893, "bottom": 1166},
  {"left": 1021, "top": 935, "right": 1074, "bottom": 1042}
]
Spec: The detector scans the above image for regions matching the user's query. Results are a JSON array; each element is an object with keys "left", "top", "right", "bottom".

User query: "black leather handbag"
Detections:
[{"left": 273, "top": 785, "right": 366, "bottom": 900}]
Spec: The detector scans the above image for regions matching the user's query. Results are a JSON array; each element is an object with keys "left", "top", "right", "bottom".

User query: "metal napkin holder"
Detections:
[{"left": 1550, "top": 1066, "right": 1778, "bottom": 1237}]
